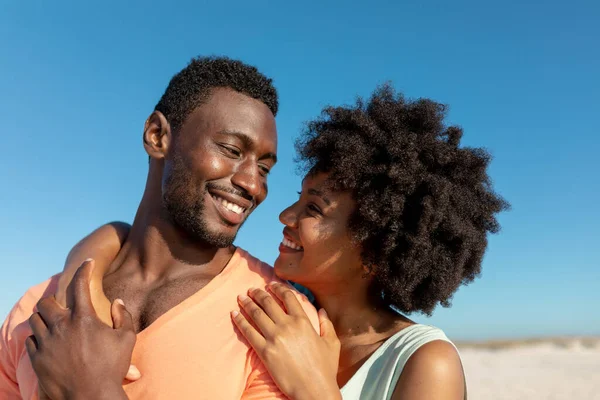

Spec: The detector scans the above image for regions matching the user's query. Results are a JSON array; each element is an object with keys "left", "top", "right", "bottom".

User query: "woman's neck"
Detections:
[{"left": 310, "top": 285, "right": 414, "bottom": 387}]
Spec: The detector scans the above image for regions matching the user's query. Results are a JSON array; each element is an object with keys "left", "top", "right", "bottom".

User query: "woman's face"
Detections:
[{"left": 274, "top": 172, "right": 365, "bottom": 288}]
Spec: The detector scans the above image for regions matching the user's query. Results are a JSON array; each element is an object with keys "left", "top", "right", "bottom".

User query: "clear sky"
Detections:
[{"left": 1, "top": 0, "right": 598, "bottom": 341}]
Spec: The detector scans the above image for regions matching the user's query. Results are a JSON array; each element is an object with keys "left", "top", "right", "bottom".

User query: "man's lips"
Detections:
[
  {"left": 209, "top": 192, "right": 248, "bottom": 225},
  {"left": 208, "top": 188, "right": 253, "bottom": 210}
]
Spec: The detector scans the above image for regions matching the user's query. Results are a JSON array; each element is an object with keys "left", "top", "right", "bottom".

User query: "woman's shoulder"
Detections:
[
  {"left": 340, "top": 324, "right": 460, "bottom": 399},
  {"left": 390, "top": 327, "right": 464, "bottom": 399},
  {"left": 387, "top": 323, "right": 451, "bottom": 348}
]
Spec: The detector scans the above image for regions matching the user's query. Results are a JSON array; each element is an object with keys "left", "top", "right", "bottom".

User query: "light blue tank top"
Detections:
[{"left": 340, "top": 324, "right": 456, "bottom": 400}]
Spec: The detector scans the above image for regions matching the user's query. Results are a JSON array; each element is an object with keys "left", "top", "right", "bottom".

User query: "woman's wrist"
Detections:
[{"left": 291, "top": 379, "right": 341, "bottom": 400}]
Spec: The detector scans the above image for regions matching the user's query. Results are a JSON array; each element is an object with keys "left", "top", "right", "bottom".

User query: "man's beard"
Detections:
[{"left": 162, "top": 156, "right": 237, "bottom": 248}]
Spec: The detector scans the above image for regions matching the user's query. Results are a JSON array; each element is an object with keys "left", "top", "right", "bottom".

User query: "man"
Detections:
[{"left": 0, "top": 56, "right": 318, "bottom": 399}]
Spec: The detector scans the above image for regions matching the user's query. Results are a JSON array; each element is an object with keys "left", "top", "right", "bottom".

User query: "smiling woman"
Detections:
[
  {"left": 275, "top": 173, "right": 363, "bottom": 289},
  {"left": 231, "top": 83, "right": 508, "bottom": 400}
]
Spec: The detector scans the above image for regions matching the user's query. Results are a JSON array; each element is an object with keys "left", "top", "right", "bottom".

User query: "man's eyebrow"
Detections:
[
  {"left": 217, "top": 129, "right": 253, "bottom": 146},
  {"left": 308, "top": 188, "right": 331, "bottom": 205},
  {"left": 217, "top": 129, "right": 277, "bottom": 163}
]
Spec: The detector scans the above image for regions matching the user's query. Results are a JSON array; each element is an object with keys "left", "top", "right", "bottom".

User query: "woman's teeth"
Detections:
[
  {"left": 282, "top": 237, "right": 303, "bottom": 250},
  {"left": 212, "top": 196, "right": 246, "bottom": 215}
]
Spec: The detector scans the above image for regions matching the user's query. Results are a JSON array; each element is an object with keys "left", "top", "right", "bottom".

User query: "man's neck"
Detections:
[{"left": 110, "top": 192, "right": 236, "bottom": 283}]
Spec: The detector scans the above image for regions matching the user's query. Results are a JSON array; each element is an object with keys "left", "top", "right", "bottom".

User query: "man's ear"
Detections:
[{"left": 143, "top": 111, "right": 171, "bottom": 160}]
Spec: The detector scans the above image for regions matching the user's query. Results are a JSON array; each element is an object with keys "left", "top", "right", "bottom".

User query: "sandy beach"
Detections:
[{"left": 457, "top": 337, "right": 600, "bottom": 399}]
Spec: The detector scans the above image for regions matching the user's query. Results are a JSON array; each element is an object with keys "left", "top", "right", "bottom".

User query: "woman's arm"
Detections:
[
  {"left": 55, "top": 222, "right": 131, "bottom": 325},
  {"left": 390, "top": 340, "right": 465, "bottom": 400}
]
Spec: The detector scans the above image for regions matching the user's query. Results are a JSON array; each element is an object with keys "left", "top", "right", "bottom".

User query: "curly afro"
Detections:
[
  {"left": 296, "top": 84, "right": 509, "bottom": 315},
  {"left": 155, "top": 56, "right": 278, "bottom": 133}
]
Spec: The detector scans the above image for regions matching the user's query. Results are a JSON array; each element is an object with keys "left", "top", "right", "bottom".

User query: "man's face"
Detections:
[{"left": 161, "top": 88, "right": 278, "bottom": 247}]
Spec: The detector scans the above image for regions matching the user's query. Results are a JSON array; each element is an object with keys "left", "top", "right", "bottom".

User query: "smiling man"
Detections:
[{"left": 0, "top": 56, "right": 317, "bottom": 399}]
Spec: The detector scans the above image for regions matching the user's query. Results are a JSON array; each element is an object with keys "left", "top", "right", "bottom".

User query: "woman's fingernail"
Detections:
[
  {"left": 238, "top": 294, "right": 248, "bottom": 302},
  {"left": 115, "top": 299, "right": 125, "bottom": 306},
  {"left": 231, "top": 310, "right": 239, "bottom": 317},
  {"left": 84, "top": 258, "right": 94, "bottom": 262}
]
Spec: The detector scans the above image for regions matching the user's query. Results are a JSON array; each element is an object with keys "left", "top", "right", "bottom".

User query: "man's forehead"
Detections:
[
  {"left": 202, "top": 87, "right": 272, "bottom": 115},
  {"left": 184, "top": 88, "right": 276, "bottom": 135}
]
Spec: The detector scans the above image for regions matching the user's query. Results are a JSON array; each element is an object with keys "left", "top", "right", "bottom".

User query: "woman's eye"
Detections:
[{"left": 307, "top": 204, "right": 322, "bottom": 215}]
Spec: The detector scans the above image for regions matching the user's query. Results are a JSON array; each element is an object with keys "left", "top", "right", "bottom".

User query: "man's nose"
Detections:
[{"left": 231, "top": 161, "right": 263, "bottom": 200}]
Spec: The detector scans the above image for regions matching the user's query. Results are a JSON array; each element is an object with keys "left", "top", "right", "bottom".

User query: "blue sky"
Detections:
[{"left": 1, "top": 0, "right": 598, "bottom": 340}]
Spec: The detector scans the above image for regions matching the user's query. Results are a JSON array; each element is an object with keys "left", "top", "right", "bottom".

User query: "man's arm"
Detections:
[
  {"left": 0, "top": 277, "right": 59, "bottom": 400},
  {"left": 27, "top": 262, "right": 135, "bottom": 400},
  {"left": 0, "top": 304, "right": 24, "bottom": 399}
]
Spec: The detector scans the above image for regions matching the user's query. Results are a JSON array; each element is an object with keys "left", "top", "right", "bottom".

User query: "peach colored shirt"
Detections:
[{"left": 0, "top": 248, "right": 318, "bottom": 399}]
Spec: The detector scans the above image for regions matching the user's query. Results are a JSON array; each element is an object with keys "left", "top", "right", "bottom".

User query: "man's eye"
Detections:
[
  {"left": 220, "top": 144, "right": 241, "bottom": 157},
  {"left": 259, "top": 165, "right": 271, "bottom": 176}
]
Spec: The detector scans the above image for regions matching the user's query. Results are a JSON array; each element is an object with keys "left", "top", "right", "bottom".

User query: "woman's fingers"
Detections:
[
  {"left": 267, "top": 282, "right": 305, "bottom": 317},
  {"left": 231, "top": 310, "right": 266, "bottom": 353},
  {"left": 318, "top": 308, "right": 340, "bottom": 350},
  {"left": 237, "top": 295, "right": 276, "bottom": 336},
  {"left": 247, "top": 288, "right": 287, "bottom": 323}
]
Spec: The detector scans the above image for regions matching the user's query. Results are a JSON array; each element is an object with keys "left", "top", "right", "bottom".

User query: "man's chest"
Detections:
[
  {"left": 103, "top": 275, "right": 215, "bottom": 332},
  {"left": 120, "top": 302, "right": 252, "bottom": 399}
]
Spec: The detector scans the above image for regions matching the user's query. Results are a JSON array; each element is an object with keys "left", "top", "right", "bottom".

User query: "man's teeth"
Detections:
[
  {"left": 282, "top": 237, "right": 303, "bottom": 250},
  {"left": 213, "top": 196, "right": 246, "bottom": 215}
]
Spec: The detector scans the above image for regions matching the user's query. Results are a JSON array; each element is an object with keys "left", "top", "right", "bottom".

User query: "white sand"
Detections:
[{"left": 459, "top": 340, "right": 600, "bottom": 399}]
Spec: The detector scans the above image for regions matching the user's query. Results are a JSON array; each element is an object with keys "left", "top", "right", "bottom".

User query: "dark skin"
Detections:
[
  {"left": 27, "top": 261, "right": 135, "bottom": 400},
  {"left": 49, "top": 172, "right": 464, "bottom": 399},
  {"left": 27, "top": 87, "right": 278, "bottom": 399},
  {"left": 232, "top": 173, "right": 465, "bottom": 399},
  {"left": 104, "top": 88, "right": 277, "bottom": 332}
]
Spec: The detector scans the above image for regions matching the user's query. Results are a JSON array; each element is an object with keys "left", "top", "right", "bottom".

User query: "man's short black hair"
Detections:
[
  {"left": 297, "top": 84, "right": 509, "bottom": 315},
  {"left": 155, "top": 56, "right": 278, "bottom": 133}
]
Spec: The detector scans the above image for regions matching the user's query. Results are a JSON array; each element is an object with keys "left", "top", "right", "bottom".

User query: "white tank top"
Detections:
[{"left": 340, "top": 324, "right": 456, "bottom": 400}]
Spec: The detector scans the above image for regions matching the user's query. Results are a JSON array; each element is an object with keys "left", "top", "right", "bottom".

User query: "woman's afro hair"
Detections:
[{"left": 296, "top": 84, "right": 509, "bottom": 315}]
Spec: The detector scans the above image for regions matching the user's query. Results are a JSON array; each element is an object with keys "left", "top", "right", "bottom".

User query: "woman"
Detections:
[{"left": 58, "top": 85, "right": 507, "bottom": 399}]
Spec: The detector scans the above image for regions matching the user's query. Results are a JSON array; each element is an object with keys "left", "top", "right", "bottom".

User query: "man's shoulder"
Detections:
[
  {"left": 234, "top": 248, "right": 277, "bottom": 281},
  {"left": 1, "top": 275, "right": 60, "bottom": 377},
  {"left": 2, "top": 275, "right": 60, "bottom": 337}
]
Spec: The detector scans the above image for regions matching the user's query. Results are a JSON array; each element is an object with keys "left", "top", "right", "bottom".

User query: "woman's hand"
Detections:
[{"left": 231, "top": 282, "right": 341, "bottom": 400}]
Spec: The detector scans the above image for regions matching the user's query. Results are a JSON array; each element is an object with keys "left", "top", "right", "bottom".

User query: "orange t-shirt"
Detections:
[{"left": 0, "top": 248, "right": 319, "bottom": 399}]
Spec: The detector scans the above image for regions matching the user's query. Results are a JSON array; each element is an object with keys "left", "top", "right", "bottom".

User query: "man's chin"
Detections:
[
  {"left": 176, "top": 220, "right": 238, "bottom": 248},
  {"left": 197, "top": 229, "right": 237, "bottom": 248}
]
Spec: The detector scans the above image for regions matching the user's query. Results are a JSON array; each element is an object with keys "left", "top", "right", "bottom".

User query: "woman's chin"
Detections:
[{"left": 273, "top": 257, "right": 298, "bottom": 280}]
